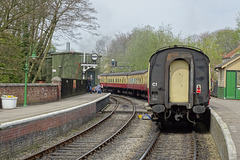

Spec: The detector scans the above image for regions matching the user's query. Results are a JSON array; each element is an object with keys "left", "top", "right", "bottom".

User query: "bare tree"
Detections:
[
  {"left": 0, "top": 0, "right": 45, "bottom": 82},
  {"left": 236, "top": 12, "right": 240, "bottom": 29},
  {"left": 31, "top": 0, "right": 99, "bottom": 83},
  {"left": 95, "top": 36, "right": 111, "bottom": 55},
  {"left": 0, "top": 0, "right": 99, "bottom": 82},
  {"left": 108, "top": 33, "right": 130, "bottom": 55}
]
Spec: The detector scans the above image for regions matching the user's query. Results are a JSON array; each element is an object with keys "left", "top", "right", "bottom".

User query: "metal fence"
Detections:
[{"left": 61, "top": 78, "right": 87, "bottom": 98}]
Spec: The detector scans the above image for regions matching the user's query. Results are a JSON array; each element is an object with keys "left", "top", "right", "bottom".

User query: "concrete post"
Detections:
[{"left": 51, "top": 77, "right": 62, "bottom": 100}]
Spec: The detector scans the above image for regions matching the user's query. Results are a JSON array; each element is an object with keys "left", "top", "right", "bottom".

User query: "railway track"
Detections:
[
  {"left": 23, "top": 95, "right": 136, "bottom": 160},
  {"left": 140, "top": 129, "right": 197, "bottom": 160}
]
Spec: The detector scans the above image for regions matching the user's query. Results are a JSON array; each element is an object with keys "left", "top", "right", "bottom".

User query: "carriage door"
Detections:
[{"left": 169, "top": 60, "right": 189, "bottom": 102}]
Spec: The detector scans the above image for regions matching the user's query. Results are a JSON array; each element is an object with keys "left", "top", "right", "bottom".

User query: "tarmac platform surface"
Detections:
[
  {"left": 0, "top": 93, "right": 110, "bottom": 124},
  {"left": 210, "top": 97, "right": 240, "bottom": 159}
]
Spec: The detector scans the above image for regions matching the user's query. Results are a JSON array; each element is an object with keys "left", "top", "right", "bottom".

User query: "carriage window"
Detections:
[{"left": 237, "top": 71, "right": 240, "bottom": 87}]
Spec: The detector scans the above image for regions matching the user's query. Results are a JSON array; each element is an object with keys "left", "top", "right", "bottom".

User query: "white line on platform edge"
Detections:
[
  {"left": 0, "top": 93, "right": 111, "bottom": 129},
  {"left": 211, "top": 109, "right": 237, "bottom": 160}
]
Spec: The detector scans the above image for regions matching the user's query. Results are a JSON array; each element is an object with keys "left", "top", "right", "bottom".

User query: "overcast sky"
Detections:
[{"left": 56, "top": 0, "right": 240, "bottom": 52}]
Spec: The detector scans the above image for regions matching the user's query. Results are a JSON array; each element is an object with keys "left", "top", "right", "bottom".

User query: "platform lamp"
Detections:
[{"left": 23, "top": 46, "right": 38, "bottom": 107}]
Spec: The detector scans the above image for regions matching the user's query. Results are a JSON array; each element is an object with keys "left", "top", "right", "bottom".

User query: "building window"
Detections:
[
  {"left": 219, "top": 70, "right": 224, "bottom": 87},
  {"left": 237, "top": 71, "right": 240, "bottom": 87}
]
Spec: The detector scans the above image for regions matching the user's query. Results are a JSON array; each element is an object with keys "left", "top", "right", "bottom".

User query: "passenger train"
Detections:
[{"left": 100, "top": 45, "right": 211, "bottom": 127}]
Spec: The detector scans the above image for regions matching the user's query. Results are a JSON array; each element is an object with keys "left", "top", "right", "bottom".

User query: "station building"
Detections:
[
  {"left": 215, "top": 46, "right": 240, "bottom": 99},
  {"left": 40, "top": 50, "right": 101, "bottom": 87}
]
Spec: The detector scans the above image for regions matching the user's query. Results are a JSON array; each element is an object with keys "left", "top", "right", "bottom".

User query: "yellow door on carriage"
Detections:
[{"left": 169, "top": 60, "right": 189, "bottom": 103}]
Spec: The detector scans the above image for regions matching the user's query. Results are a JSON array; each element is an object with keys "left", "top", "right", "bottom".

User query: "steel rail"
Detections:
[
  {"left": 139, "top": 129, "right": 197, "bottom": 160},
  {"left": 193, "top": 130, "right": 197, "bottom": 160},
  {"left": 76, "top": 95, "right": 136, "bottom": 159},
  {"left": 23, "top": 96, "right": 119, "bottom": 160},
  {"left": 139, "top": 128, "right": 160, "bottom": 160}
]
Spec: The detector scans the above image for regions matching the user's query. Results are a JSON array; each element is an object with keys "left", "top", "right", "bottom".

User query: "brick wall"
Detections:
[
  {"left": 0, "top": 95, "right": 109, "bottom": 159},
  {"left": 0, "top": 102, "right": 96, "bottom": 159},
  {"left": 0, "top": 83, "right": 59, "bottom": 108}
]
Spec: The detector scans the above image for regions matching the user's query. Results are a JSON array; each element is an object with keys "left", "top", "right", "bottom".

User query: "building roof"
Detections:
[
  {"left": 51, "top": 52, "right": 90, "bottom": 55},
  {"left": 223, "top": 45, "right": 240, "bottom": 59},
  {"left": 215, "top": 54, "right": 240, "bottom": 71}
]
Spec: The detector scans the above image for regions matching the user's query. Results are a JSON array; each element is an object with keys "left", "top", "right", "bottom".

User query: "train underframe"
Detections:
[
  {"left": 152, "top": 105, "right": 210, "bottom": 129},
  {"left": 103, "top": 87, "right": 148, "bottom": 99},
  {"left": 103, "top": 86, "right": 210, "bottom": 129}
]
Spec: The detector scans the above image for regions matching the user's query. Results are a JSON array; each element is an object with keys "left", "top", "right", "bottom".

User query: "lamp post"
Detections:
[{"left": 23, "top": 48, "right": 38, "bottom": 107}]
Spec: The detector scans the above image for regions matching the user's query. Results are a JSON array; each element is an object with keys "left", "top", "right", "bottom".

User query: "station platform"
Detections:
[
  {"left": 0, "top": 93, "right": 110, "bottom": 126},
  {"left": 0, "top": 92, "right": 111, "bottom": 158},
  {"left": 210, "top": 97, "right": 240, "bottom": 159}
]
